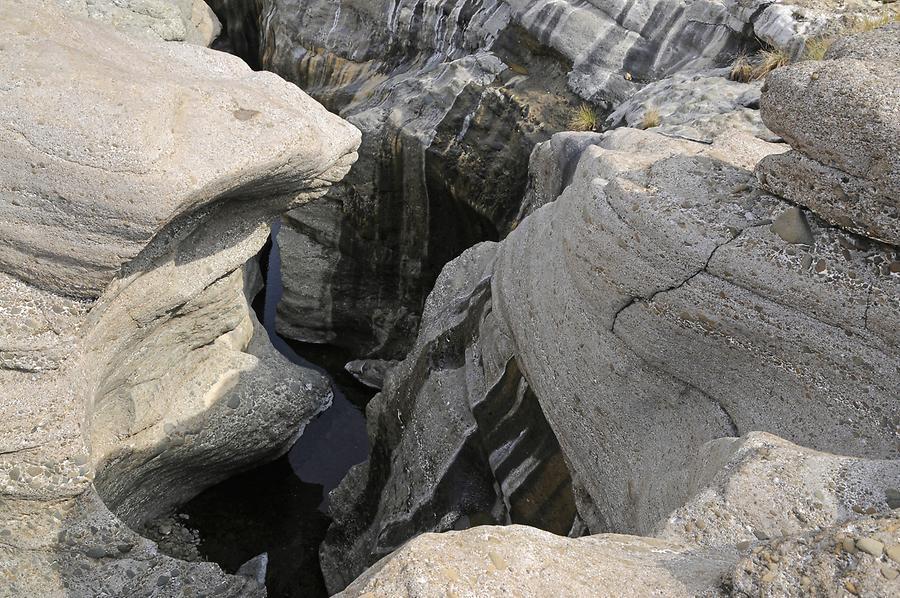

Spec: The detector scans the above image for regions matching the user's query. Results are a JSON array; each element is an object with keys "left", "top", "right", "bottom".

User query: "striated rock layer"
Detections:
[
  {"left": 0, "top": 2, "right": 360, "bottom": 596},
  {"left": 320, "top": 23, "right": 900, "bottom": 587},
  {"left": 209, "top": 0, "right": 847, "bottom": 358}
]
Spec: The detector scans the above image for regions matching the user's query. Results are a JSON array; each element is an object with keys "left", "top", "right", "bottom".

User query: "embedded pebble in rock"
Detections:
[
  {"left": 856, "top": 537, "right": 884, "bottom": 558},
  {"left": 771, "top": 207, "right": 815, "bottom": 245}
]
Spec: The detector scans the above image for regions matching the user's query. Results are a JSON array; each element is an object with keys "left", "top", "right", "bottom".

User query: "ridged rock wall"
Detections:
[
  {"left": 319, "top": 24, "right": 900, "bottom": 587},
  {"left": 0, "top": 2, "right": 360, "bottom": 595},
  {"left": 209, "top": 0, "right": 817, "bottom": 358}
]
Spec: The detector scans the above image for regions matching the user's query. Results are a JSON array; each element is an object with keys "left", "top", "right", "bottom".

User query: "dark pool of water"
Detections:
[{"left": 180, "top": 221, "right": 375, "bottom": 598}]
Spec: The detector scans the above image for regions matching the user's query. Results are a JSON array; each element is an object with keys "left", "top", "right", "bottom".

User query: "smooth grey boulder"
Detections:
[
  {"left": 757, "top": 26, "right": 899, "bottom": 245},
  {"left": 0, "top": 2, "right": 360, "bottom": 596}
]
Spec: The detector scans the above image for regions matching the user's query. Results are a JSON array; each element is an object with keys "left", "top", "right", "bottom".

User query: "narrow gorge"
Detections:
[{"left": 0, "top": 1, "right": 898, "bottom": 597}]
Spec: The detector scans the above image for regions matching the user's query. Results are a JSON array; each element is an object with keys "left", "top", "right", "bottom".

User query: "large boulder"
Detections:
[
  {"left": 336, "top": 524, "right": 733, "bottom": 598},
  {"left": 757, "top": 24, "right": 900, "bottom": 245},
  {"left": 54, "top": 0, "right": 221, "bottom": 45},
  {"left": 0, "top": 1, "right": 360, "bottom": 595}
]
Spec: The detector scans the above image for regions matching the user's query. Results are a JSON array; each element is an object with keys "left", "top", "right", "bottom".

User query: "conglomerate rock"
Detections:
[
  {"left": 0, "top": 2, "right": 360, "bottom": 596},
  {"left": 54, "top": 0, "right": 221, "bottom": 45},
  {"left": 757, "top": 24, "right": 900, "bottom": 246}
]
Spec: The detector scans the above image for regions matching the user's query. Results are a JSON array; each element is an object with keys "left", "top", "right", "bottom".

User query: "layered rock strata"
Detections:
[
  {"left": 320, "top": 24, "right": 900, "bottom": 591},
  {"left": 209, "top": 0, "right": 850, "bottom": 358},
  {"left": 0, "top": 2, "right": 360, "bottom": 596}
]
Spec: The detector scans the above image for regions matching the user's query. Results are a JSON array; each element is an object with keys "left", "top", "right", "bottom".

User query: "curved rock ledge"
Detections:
[{"left": 0, "top": 2, "right": 360, "bottom": 596}]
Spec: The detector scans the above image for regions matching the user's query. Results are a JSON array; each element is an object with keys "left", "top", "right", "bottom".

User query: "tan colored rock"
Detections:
[
  {"left": 336, "top": 525, "right": 732, "bottom": 598},
  {"left": 0, "top": 0, "right": 359, "bottom": 298},
  {"left": 758, "top": 25, "right": 900, "bottom": 245}
]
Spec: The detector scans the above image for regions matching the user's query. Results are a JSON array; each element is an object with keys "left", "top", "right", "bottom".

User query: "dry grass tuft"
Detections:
[
  {"left": 803, "top": 36, "right": 833, "bottom": 61},
  {"left": 752, "top": 48, "right": 791, "bottom": 80},
  {"left": 569, "top": 103, "right": 599, "bottom": 132},
  {"left": 730, "top": 53, "right": 754, "bottom": 82},
  {"left": 846, "top": 10, "right": 900, "bottom": 34},
  {"left": 640, "top": 107, "right": 661, "bottom": 129}
]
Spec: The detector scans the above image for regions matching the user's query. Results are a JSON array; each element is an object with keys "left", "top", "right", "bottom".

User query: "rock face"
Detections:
[
  {"left": 320, "top": 23, "right": 900, "bottom": 590},
  {"left": 54, "top": 0, "right": 221, "bottom": 45},
  {"left": 335, "top": 512, "right": 900, "bottom": 597},
  {"left": 336, "top": 524, "right": 734, "bottom": 598},
  {"left": 757, "top": 22, "right": 900, "bottom": 246},
  {"left": 0, "top": 2, "right": 360, "bottom": 596},
  {"left": 208, "top": 0, "right": 846, "bottom": 359}
]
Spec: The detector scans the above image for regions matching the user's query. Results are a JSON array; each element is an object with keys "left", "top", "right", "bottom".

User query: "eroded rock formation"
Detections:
[
  {"left": 209, "top": 0, "right": 855, "bottom": 358},
  {"left": 319, "top": 22, "right": 900, "bottom": 593},
  {"left": 0, "top": 1, "right": 359, "bottom": 595}
]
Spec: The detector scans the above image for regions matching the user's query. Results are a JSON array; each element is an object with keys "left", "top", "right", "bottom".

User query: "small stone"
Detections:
[
  {"left": 844, "top": 580, "right": 859, "bottom": 595},
  {"left": 882, "top": 566, "right": 899, "bottom": 581},
  {"left": 761, "top": 571, "right": 776, "bottom": 583},
  {"left": 885, "top": 488, "right": 900, "bottom": 509},
  {"left": 885, "top": 544, "right": 900, "bottom": 563},
  {"left": 842, "top": 538, "right": 857, "bottom": 554},
  {"left": 84, "top": 546, "right": 106, "bottom": 559},
  {"left": 226, "top": 395, "right": 241, "bottom": 409},
  {"left": 487, "top": 550, "right": 508, "bottom": 571},
  {"left": 771, "top": 207, "right": 814, "bottom": 245},
  {"left": 856, "top": 537, "right": 884, "bottom": 557},
  {"left": 156, "top": 575, "right": 170, "bottom": 587},
  {"left": 736, "top": 540, "right": 751, "bottom": 551},
  {"left": 753, "top": 528, "right": 769, "bottom": 541},
  {"left": 117, "top": 542, "right": 134, "bottom": 553}
]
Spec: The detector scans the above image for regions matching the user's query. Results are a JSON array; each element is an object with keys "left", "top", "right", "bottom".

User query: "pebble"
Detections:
[
  {"left": 856, "top": 537, "right": 884, "bottom": 557},
  {"left": 882, "top": 566, "right": 899, "bottom": 581},
  {"left": 487, "top": 550, "right": 508, "bottom": 571},
  {"left": 885, "top": 544, "right": 900, "bottom": 563},
  {"left": 842, "top": 538, "right": 857, "bottom": 554},
  {"left": 844, "top": 580, "right": 859, "bottom": 595}
]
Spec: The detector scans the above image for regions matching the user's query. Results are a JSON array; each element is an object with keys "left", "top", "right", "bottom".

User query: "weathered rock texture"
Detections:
[
  {"left": 55, "top": 0, "right": 221, "bottom": 45},
  {"left": 0, "top": 2, "right": 359, "bottom": 596},
  {"left": 320, "top": 45, "right": 900, "bottom": 588},
  {"left": 757, "top": 23, "right": 900, "bottom": 246},
  {"left": 336, "top": 511, "right": 900, "bottom": 597},
  {"left": 336, "top": 524, "right": 734, "bottom": 598},
  {"left": 207, "top": 0, "right": 859, "bottom": 358}
]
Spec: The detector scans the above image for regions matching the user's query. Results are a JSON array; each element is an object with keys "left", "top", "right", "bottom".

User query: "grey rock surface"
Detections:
[
  {"left": 207, "top": 0, "right": 832, "bottom": 358},
  {"left": 55, "top": 0, "right": 221, "bottom": 45},
  {"left": 0, "top": 1, "right": 360, "bottom": 595},
  {"left": 758, "top": 25, "right": 899, "bottom": 245},
  {"left": 322, "top": 121, "right": 900, "bottom": 589}
]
